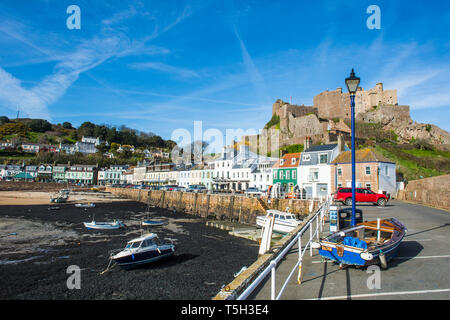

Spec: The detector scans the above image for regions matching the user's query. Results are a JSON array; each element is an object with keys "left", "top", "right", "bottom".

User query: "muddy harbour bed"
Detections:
[{"left": 0, "top": 201, "right": 260, "bottom": 299}]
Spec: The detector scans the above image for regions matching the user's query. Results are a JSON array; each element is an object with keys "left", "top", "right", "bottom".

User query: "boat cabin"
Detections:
[
  {"left": 124, "top": 233, "right": 161, "bottom": 249},
  {"left": 266, "top": 210, "right": 297, "bottom": 221}
]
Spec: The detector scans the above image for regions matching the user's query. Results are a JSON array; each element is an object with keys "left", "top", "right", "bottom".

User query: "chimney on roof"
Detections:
[
  {"left": 338, "top": 134, "right": 345, "bottom": 152},
  {"left": 304, "top": 136, "right": 311, "bottom": 151}
]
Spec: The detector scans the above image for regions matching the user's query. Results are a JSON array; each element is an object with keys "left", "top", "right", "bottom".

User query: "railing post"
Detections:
[
  {"left": 316, "top": 216, "right": 320, "bottom": 241},
  {"left": 271, "top": 261, "right": 276, "bottom": 300},
  {"left": 298, "top": 235, "right": 302, "bottom": 284},
  {"left": 309, "top": 221, "right": 313, "bottom": 256}
]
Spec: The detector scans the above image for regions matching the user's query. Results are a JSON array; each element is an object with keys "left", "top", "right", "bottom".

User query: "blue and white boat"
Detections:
[
  {"left": 256, "top": 209, "right": 301, "bottom": 234},
  {"left": 142, "top": 219, "right": 164, "bottom": 226},
  {"left": 312, "top": 218, "right": 407, "bottom": 268},
  {"left": 111, "top": 233, "right": 175, "bottom": 269}
]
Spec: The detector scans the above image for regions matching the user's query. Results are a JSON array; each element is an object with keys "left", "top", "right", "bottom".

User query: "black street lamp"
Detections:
[{"left": 345, "top": 68, "right": 360, "bottom": 227}]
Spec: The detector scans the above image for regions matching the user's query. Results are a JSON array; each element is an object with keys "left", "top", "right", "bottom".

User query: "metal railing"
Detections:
[{"left": 237, "top": 196, "right": 330, "bottom": 300}]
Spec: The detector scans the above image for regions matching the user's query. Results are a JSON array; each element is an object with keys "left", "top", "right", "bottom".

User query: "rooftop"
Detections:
[
  {"left": 332, "top": 148, "right": 394, "bottom": 164},
  {"left": 304, "top": 143, "right": 338, "bottom": 153}
]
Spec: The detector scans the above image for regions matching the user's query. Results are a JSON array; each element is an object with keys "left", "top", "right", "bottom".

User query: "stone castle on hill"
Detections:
[{"left": 242, "top": 82, "right": 450, "bottom": 155}]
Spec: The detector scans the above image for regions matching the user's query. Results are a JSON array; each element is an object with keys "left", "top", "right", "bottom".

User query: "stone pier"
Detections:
[{"left": 105, "top": 188, "right": 320, "bottom": 224}]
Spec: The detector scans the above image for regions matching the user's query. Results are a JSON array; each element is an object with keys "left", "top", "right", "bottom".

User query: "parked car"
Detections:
[
  {"left": 245, "top": 187, "right": 263, "bottom": 197},
  {"left": 187, "top": 185, "right": 207, "bottom": 193},
  {"left": 334, "top": 187, "right": 389, "bottom": 206}
]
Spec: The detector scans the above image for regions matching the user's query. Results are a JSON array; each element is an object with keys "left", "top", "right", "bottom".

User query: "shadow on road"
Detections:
[{"left": 405, "top": 223, "right": 450, "bottom": 238}]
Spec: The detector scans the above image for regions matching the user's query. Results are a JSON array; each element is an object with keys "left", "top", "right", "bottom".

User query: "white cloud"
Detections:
[{"left": 129, "top": 61, "right": 200, "bottom": 79}]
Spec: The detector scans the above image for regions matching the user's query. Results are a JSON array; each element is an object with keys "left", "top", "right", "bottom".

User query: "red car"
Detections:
[{"left": 334, "top": 187, "right": 389, "bottom": 206}]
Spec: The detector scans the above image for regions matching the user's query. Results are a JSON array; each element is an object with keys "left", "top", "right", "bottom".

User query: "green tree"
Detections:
[{"left": 28, "top": 119, "right": 52, "bottom": 132}]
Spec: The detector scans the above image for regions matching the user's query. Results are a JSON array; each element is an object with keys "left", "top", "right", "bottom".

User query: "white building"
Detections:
[
  {"left": 212, "top": 145, "right": 277, "bottom": 192},
  {"left": 98, "top": 165, "right": 129, "bottom": 185},
  {"left": 297, "top": 141, "right": 343, "bottom": 199}
]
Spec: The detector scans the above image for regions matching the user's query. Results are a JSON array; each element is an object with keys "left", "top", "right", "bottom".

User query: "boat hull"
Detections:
[
  {"left": 83, "top": 222, "right": 123, "bottom": 230},
  {"left": 142, "top": 220, "right": 164, "bottom": 226},
  {"left": 256, "top": 216, "right": 299, "bottom": 234},
  {"left": 317, "top": 218, "right": 407, "bottom": 267},
  {"left": 113, "top": 246, "right": 175, "bottom": 269}
]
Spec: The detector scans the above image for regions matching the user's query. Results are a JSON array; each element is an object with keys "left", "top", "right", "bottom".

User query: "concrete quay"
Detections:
[{"left": 251, "top": 200, "right": 450, "bottom": 300}]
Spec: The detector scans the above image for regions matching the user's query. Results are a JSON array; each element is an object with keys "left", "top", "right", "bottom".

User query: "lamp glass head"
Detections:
[{"left": 345, "top": 68, "right": 360, "bottom": 94}]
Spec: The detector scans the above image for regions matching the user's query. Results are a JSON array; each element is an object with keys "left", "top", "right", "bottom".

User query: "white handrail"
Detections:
[{"left": 237, "top": 196, "right": 330, "bottom": 300}]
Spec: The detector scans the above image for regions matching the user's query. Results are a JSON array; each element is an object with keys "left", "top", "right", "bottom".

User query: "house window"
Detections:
[
  {"left": 279, "top": 171, "right": 283, "bottom": 179},
  {"left": 366, "top": 183, "right": 371, "bottom": 190},
  {"left": 293, "top": 170, "right": 296, "bottom": 179},
  {"left": 280, "top": 159, "right": 285, "bottom": 166},
  {"left": 309, "top": 169, "right": 319, "bottom": 181},
  {"left": 319, "top": 154, "right": 328, "bottom": 164},
  {"left": 291, "top": 158, "right": 296, "bottom": 165},
  {"left": 385, "top": 166, "right": 389, "bottom": 176},
  {"left": 365, "top": 166, "right": 371, "bottom": 175},
  {"left": 302, "top": 154, "right": 311, "bottom": 161},
  {"left": 337, "top": 167, "right": 342, "bottom": 176},
  {"left": 273, "top": 171, "right": 277, "bottom": 179},
  {"left": 286, "top": 171, "right": 290, "bottom": 180}
]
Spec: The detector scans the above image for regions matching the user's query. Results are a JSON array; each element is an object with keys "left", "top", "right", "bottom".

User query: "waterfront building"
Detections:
[
  {"left": 65, "top": 164, "right": 98, "bottom": 185},
  {"left": 52, "top": 164, "right": 69, "bottom": 182},
  {"left": 330, "top": 148, "right": 397, "bottom": 197},
  {"left": 98, "top": 165, "right": 129, "bottom": 185},
  {"left": 213, "top": 145, "right": 277, "bottom": 192},
  {"left": 1, "top": 164, "right": 23, "bottom": 180},
  {"left": 272, "top": 152, "right": 301, "bottom": 193},
  {"left": 143, "top": 163, "right": 176, "bottom": 186},
  {"left": 297, "top": 139, "right": 342, "bottom": 199},
  {"left": 37, "top": 164, "right": 53, "bottom": 182}
]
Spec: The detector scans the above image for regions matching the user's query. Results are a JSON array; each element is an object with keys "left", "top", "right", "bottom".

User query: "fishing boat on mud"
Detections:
[
  {"left": 312, "top": 218, "right": 407, "bottom": 268},
  {"left": 75, "top": 203, "right": 95, "bottom": 208},
  {"left": 142, "top": 219, "right": 164, "bottom": 226},
  {"left": 110, "top": 233, "right": 175, "bottom": 270},
  {"left": 256, "top": 209, "right": 302, "bottom": 233},
  {"left": 50, "top": 194, "right": 68, "bottom": 203},
  {"left": 83, "top": 219, "right": 124, "bottom": 230}
]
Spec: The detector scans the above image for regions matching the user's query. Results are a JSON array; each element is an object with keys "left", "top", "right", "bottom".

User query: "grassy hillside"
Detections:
[{"left": 374, "top": 144, "right": 450, "bottom": 181}]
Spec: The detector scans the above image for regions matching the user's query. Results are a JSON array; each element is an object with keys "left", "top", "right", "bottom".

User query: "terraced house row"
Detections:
[{"left": 1, "top": 140, "right": 397, "bottom": 198}]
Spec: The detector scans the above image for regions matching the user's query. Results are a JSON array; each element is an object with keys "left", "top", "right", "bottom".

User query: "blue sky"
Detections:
[{"left": 0, "top": 0, "right": 449, "bottom": 142}]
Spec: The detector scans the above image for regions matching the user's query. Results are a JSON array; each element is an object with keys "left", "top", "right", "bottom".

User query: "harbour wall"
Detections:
[
  {"left": 397, "top": 174, "right": 450, "bottom": 211},
  {"left": 105, "top": 188, "right": 320, "bottom": 223}
]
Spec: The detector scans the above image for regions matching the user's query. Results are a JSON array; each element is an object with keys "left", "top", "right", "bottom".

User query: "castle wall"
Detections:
[
  {"left": 314, "top": 83, "right": 399, "bottom": 120},
  {"left": 313, "top": 88, "right": 350, "bottom": 119}
]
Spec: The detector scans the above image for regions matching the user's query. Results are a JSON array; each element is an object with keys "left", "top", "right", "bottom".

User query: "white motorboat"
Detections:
[
  {"left": 83, "top": 219, "right": 124, "bottom": 230},
  {"left": 111, "top": 233, "right": 175, "bottom": 269},
  {"left": 256, "top": 209, "right": 302, "bottom": 233},
  {"left": 75, "top": 203, "right": 95, "bottom": 208}
]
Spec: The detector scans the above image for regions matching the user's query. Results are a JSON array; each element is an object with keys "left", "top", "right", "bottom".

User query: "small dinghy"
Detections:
[
  {"left": 256, "top": 209, "right": 302, "bottom": 234},
  {"left": 83, "top": 219, "right": 124, "bottom": 230},
  {"left": 111, "top": 233, "right": 175, "bottom": 270},
  {"left": 48, "top": 206, "right": 60, "bottom": 211},
  {"left": 75, "top": 203, "right": 95, "bottom": 208},
  {"left": 142, "top": 219, "right": 164, "bottom": 226},
  {"left": 312, "top": 218, "right": 407, "bottom": 268}
]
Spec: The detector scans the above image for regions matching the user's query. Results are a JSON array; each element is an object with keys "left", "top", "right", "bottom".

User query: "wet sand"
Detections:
[{"left": 0, "top": 195, "right": 259, "bottom": 299}]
